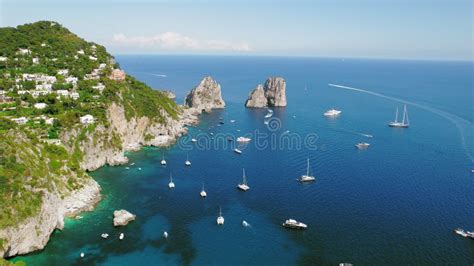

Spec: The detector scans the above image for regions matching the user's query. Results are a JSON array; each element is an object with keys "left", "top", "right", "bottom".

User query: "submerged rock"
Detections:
[
  {"left": 245, "top": 77, "right": 287, "bottom": 108},
  {"left": 185, "top": 76, "right": 225, "bottom": 113},
  {"left": 113, "top": 210, "right": 136, "bottom": 226}
]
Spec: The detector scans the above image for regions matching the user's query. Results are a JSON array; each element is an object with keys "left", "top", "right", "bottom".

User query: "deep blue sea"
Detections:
[{"left": 14, "top": 56, "right": 474, "bottom": 265}]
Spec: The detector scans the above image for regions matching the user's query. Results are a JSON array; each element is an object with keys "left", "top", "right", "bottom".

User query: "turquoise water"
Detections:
[{"left": 13, "top": 56, "right": 474, "bottom": 265}]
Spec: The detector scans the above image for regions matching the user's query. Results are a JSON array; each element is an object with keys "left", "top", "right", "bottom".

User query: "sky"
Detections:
[{"left": 0, "top": 0, "right": 472, "bottom": 60}]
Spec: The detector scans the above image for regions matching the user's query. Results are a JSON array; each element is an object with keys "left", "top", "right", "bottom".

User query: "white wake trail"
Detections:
[{"left": 328, "top": 84, "right": 474, "bottom": 163}]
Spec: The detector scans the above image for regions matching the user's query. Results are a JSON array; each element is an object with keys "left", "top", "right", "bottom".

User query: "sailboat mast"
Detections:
[
  {"left": 242, "top": 168, "right": 247, "bottom": 185},
  {"left": 402, "top": 105, "right": 406, "bottom": 124},
  {"left": 395, "top": 107, "right": 399, "bottom": 122},
  {"left": 306, "top": 158, "right": 310, "bottom": 176}
]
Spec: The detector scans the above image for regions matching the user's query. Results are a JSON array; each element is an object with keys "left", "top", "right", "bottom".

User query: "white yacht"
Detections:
[
  {"left": 299, "top": 158, "right": 315, "bottom": 182},
  {"left": 185, "top": 154, "right": 191, "bottom": 166},
  {"left": 355, "top": 142, "right": 370, "bottom": 149},
  {"left": 101, "top": 233, "right": 109, "bottom": 239},
  {"left": 242, "top": 220, "right": 250, "bottom": 227},
  {"left": 80, "top": 252, "right": 85, "bottom": 258},
  {"left": 191, "top": 138, "right": 197, "bottom": 143},
  {"left": 237, "top": 168, "right": 250, "bottom": 191},
  {"left": 234, "top": 148, "right": 242, "bottom": 154},
  {"left": 163, "top": 231, "right": 168, "bottom": 238},
  {"left": 237, "top": 136, "right": 252, "bottom": 142},
  {"left": 216, "top": 206, "right": 224, "bottom": 225},
  {"left": 324, "top": 108, "right": 342, "bottom": 117},
  {"left": 168, "top": 174, "right": 175, "bottom": 189},
  {"left": 389, "top": 104, "right": 409, "bottom": 128},
  {"left": 200, "top": 183, "right": 207, "bottom": 198},
  {"left": 282, "top": 219, "right": 307, "bottom": 229},
  {"left": 119, "top": 233, "right": 124, "bottom": 240},
  {"left": 160, "top": 154, "right": 167, "bottom": 165}
]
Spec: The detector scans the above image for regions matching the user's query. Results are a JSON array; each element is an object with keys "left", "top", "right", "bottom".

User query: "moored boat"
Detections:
[
  {"left": 237, "top": 168, "right": 250, "bottom": 191},
  {"left": 299, "top": 158, "right": 315, "bottom": 182},
  {"left": 282, "top": 219, "right": 307, "bottom": 229},
  {"left": 324, "top": 108, "right": 342, "bottom": 117}
]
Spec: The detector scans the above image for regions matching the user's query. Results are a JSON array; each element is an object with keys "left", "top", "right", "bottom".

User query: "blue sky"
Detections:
[{"left": 0, "top": 0, "right": 472, "bottom": 60}]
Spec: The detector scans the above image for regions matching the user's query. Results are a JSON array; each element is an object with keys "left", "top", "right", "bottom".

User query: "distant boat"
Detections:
[
  {"left": 454, "top": 228, "right": 474, "bottom": 239},
  {"left": 355, "top": 142, "right": 370, "bottom": 149},
  {"left": 80, "top": 252, "right": 85, "bottom": 258},
  {"left": 362, "top": 134, "right": 373, "bottom": 138},
  {"left": 119, "top": 233, "right": 124, "bottom": 240},
  {"left": 299, "top": 158, "right": 315, "bottom": 182},
  {"left": 101, "top": 233, "right": 109, "bottom": 239},
  {"left": 324, "top": 108, "right": 342, "bottom": 117},
  {"left": 234, "top": 148, "right": 242, "bottom": 154},
  {"left": 264, "top": 112, "right": 273, "bottom": 119},
  {"left": 160, "top": 154, "right": 167, "bottom": 165},
  {"left": 168, "top": 173, "right": 175, "bottom": 189},
  {"left": 242, "top": 220, "right": 250, "bottom": 227},
  {"left": 230, "top": 120, "right": 236, "bottom": 123},
  {"left": 263, "top": 120, "right": 269, "bottom": 125},
  {"left": 185, "top": 154, "right": 191, "bottom": 166},
  {"left": 200, "top": 183, "right": 207, "bottom": 198},
  {"left": 163, "top": 231, "right": 168, "bottom": 238},
  {"left": 237, "top": 168, "right": 250, "bottom": 191},
  {"left": 217, "top": 206, "right": 224, "bottom": 225},
  {"left": 191, "top": 138, "right": 197, "bottom": 143},
  {"left": 237, "top": 137, "right": 252, "bottom": 142},
  {"left": 282, "top": 219, "right": 307, "bottom": 229},
  {"left": 389, "top": 104, "right": 409, "bottom": 128}
]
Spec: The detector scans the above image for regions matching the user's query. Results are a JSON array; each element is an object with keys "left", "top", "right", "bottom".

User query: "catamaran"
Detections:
[
  {"left": 355, "top": 142, "right": 370, "bottom": 149},
  {"left": 160, "top": 154, "right": 167, "bottom": 165},
  {"left": 200, "top": 183, "right": 207, "bottom": 197},
  {"left": 299, "top": 158, "right": 315, "bottom": 182},
  {"left": 389, "top": 104, "right": 410, "bottom": 128},
  {"left": 237, "top": 168, "right": 250, "bottom": 191},
  {"left": 216, "top": 206, "right": 224, "bottom": 225},
  {"left": 168, "top": 173, "right": 175, "bottom": 189},
  {"left": 185, "top": 154, "right": 191, "bottom": 166}
]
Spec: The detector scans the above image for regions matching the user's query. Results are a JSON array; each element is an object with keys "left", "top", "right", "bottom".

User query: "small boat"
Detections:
[
  {"left": 264, "top": 112, "right": 273, "bottom": 119},
  {"left": 219, "top": 121, "right": 224, "bottom": 125},
  {"left": 200, "top": 183, "right": 207, "bottom": 198},
  {"left": 163, "top": 231, "right": 168, "bottom": 238},
  {"left": 138, "top": 167, "right": 142, "bottom": 171},
  {"left": 362, "top": 134, "right": 373, "bottom": 138},
  {"left": 389, "top": 104, "right": 409, "bottom": 128},
  {"left": 119, "top": 233, "right": 124, "bottom": 240},
  {"left": 125, "top": 167, "right": 130, "bottom": 170},
  {"left": 299, "top": 158, "right": 315, "bottom": 182},
  {"left": 230, "top": 120, "right": 235, "bottom": 123},
  {"left": 324, "top": 108, "right": 342, "bottom": 117},
  {"left": 191, "top": 138, "right": 197, "bottom": 143},
  {"left": 237, "top": 136, "right": 252, "bottom": 142},
  {"left": 237, "top": 168, "right": 250, "bottom": 191},
  {"left": 80, "top": 252, "right": 85, "bottom": 258},
  {"left": 75, "top": 215, "right": 83, "bottom": 220},
  {"left": 282, "top": 219, "right": 307, "bottom": 229},
  {"left": 130, "top": 163, "right": 135, "bottom": 166},
  {"left": 242, "top": 220, "right": 250, "bottom": 227},
  {"left": 234, "top": 148, "right": 242, "bottom": 154},
  {"left": 168, "top": 173, "right": 175, "bottom": 189},
  {"left": 217, "top": 206, "right": 224, "bottom": 225},
  {"left": 210, "top": 132, "right": 214, "bottom": 136},
  {"left": 355, "top": 142, "right": 370, "bottom": 149},
  {"left": 454, "top": 228, "right": 474, "bottom": 239},
  {"left": 101, "top": 233, "right": 109, "bottom": 239},
  {"left": 185, "top": 154, "right": 191, "bottom": 166},
  {"left": 160, "top": 154, "right": 167, "bottom": 165},
  {"left": 263, "top": 120, "right": 269, "bottom": 125}
]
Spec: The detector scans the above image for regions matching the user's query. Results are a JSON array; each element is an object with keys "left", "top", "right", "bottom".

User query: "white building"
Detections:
[
  {"left": 55, "top": 90, "right": 70, "bottom": 97},
  {"left": 32, "top": 57, "right": 40, "bottom": 64},
  {"left": 35, "top": 83, "right": 53, "bottom": 91},
  {"left": 77, "top": 49, "right": 85, "bottom": 55},
  {"left": 89, "top": 55, "right": 97, "bottom": 61},
  {"left": 80, "top": 114, "right": 95, "bottom": 124},
  {"left": 12, "top": 117, "right": 28, "bottom": 124},
  {"left": 18, "top": 48, "right": 31, "bottom": 55},
  {"left": 0, "top": 56, "right": 7, "bottom": 62},
  {"left": 92, "top": 83, "right": 105, "bottom": 93},
  {"left": 58, "top": 69, "right": 69, "bottom": 76},
  {"left": 99, "top": 63, "right": 106, "bottom": 69},
  {"left": 31, "top": 90, "right": 51, "bottom": 98},
  {"left": 70, "top": 92, "right": 80, "bottom": 100},
  {"left": 65, "top": 76, "right": 78, "bottom": 85},
  {"left": 34, "top": 103, "right": 47, "bottom": 109},
  {"left": 45, "top": 117, "right": 55, "bottom": 125},
  {"left": 17, "top": 90, "right": 28, "bottom": 95}
]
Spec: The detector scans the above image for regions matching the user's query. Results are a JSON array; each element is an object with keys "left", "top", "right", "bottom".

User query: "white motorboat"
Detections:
[
  {"left": 454, "top": 228, "right": 474, "bottom": 239},
  {"left": 119, "top": 233, "right": 124, "bottom": 240},
  {"left": 163, "top": 231, "right": 168, "bottom": 238},
  {"left": 242, "top": 220, "right": 250, "bottom": 227},
  {"left": 160, "top": 154, "right": 167, "bottom": 165},
  {"left": 217, "top": 206, "right": 224, "bottom": 225},
  {"left": 185, "top": 154, "right": 191, "bottom": 166},
  {"left": 299, "top": 158, "right": 315, "bottom": 182},
  {"left": 234, "top": 148, "right": 242, "bottom": 154},
  {"left": 389, "top": 104, "right": 409, "bottom": 128},
  {"left": 237, "top": 168, "right": 250, "bottom": 191},
  {"left": 101, "top": 233, "right": 109, "bottom": 239},
  {"left": 191, "top": 138, "right": 197, "bottom": 143},
  {"left": 324, "top": 108, "right": 342, "bottom": 117},
  {"left": 168, "top": 173, "right": 175, "bottom": 189},
  {"left": 264, "top": 112, "right": 273, "bottom": 119},
  {"left": 80, "top": 252, "right": 85, "bottom": 258},
  {"left": 237, "top": 137, "right": 252, "bottom": 142},
  {"left": 200, "top": 183, "right": 207, "bottom": 198},
  {"left": 282, "top": 219, "right": 307, "bottom": 229},
  {"left": 355, "top": 142, "right": 370, "bottom": 149}
]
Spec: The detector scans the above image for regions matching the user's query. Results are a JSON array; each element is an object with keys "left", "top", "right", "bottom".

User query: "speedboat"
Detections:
[
  {"left": 237, "top": 136, "right": 252, "bottom": 142},
  {"left": 299, "top": 158, "right": 315, "bottom": 182},
  {"left": 217, "top": 207, "right": 224, "bottom": 225},
  {"left": 168, "top": 174, "right": 175, "bottom": 189},
  {"left": 324, "top": 108, "right": 342, "bottom": 117},
  {"left": 282, "top": 219, "right": 307, "bottom": 229},
  {"left": 454, "top": 228, "right": 468, "bottom": 237},
  {"left": 237, "top": 169, "right": 250, "bottom": 191},
  {"left": 355, "top": 142, "right": 370, "bottom": 149},
  {"left": 234, "top": 148, "right": 242, "bottom": 154}
]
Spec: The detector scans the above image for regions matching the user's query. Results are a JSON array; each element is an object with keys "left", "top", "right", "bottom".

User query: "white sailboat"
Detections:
[
  {"left": 299, "top": 158, "right": 315, "bottom": 182},
  {"left": 200, "top": 183, "right": 207, "bottom": 197},
  {"left": 237, "top": 168, "right": 250, "bottom": 191},
  {"left": 168, "top": 173, "right": 175, "bottom": 189},
  {"left": 185, "top": 154, "right": 191, "bottom": 166},
  {"left": 160, "top": 154, "right": 167, "bottom": 165},
  {"left": 389, "top": 104, "right": 410, "bottom": 128},
  {"left": 216, "top": 206, "right": 224, "bottom": 225}
]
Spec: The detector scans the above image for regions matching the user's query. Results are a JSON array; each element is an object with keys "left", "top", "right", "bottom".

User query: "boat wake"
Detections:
[{"left": 329, "top": 84, "right": 474, "bottom": 163}]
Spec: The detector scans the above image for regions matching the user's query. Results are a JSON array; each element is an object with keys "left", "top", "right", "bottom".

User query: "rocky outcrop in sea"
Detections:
[
  {"left": 245, "top": 77, "right": 287, "bottom": 108},
  {"left": 113, "top": 210, "right": 136, "bottom": 226},
  {"left": 185, "top": 76, "right": 225, "bottom": 114}
]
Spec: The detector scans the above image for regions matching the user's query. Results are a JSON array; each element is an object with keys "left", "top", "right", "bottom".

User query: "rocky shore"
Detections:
[{"left": 245, "top": 77, "right": 287, "bottom": 108}]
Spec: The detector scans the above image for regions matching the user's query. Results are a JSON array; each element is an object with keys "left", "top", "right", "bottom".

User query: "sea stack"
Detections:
[
  {"left": 113, "top": 210, "right": 136, "bottom": 226},
  {"left": 185, "top": 76, "right": 225, "bottom": 113},
  {"left": 245, "top": 77, "right": 286, "bottom": 108}
]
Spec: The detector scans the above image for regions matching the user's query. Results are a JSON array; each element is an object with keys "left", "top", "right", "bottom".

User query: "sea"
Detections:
[{"left": 12, "top": 55, "right": 474, "bottom": 265}]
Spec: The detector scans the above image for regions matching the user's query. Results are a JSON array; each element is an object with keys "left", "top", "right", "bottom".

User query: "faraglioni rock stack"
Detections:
[
  {"left": 185, "top": 76, "right": 225, "bottom": 113},
  {"left": 245, "top": 77, "right": 287, "bottom": 108}
]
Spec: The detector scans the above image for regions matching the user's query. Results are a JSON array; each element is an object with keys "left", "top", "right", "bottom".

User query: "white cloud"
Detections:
[{"left": 112, "top": 32, "right": 251, "bottom": 52}]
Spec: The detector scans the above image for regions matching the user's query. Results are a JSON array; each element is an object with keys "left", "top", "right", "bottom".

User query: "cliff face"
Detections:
[
  {"left": 245, "top": 77, "right": 287, "bottom": 108},
  {"left": 185, "top": 76, "right": 225, "bottom": 114}
]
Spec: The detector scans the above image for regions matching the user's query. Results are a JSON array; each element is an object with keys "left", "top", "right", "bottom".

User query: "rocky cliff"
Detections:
[
  {"left": 245, "top": 77, "right": 287, "bottom": 108},
  {"left": 185, "top": 76, "right": 225, "bottom": 114}
]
